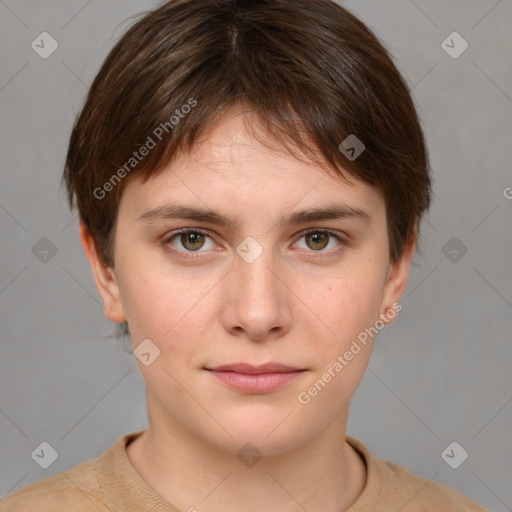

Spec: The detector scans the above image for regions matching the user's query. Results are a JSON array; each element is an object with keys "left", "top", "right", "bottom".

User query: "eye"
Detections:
[
  {"left": 294, "top": 229, "right": 346, "bottom": 253},
  {"left": 164, "top": 229, "right": 216, "bottom": 254},
  {"left": 162, "top": 227, "right": 347, "bottom": 259}
]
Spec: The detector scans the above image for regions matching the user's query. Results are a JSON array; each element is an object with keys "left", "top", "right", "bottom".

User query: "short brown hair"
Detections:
[{"left": 62, "top": 0, "right": 431, "bottom": 336}]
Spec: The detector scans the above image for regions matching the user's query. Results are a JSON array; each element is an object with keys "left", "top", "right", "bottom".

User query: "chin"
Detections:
[{"left": 206, "top": 415, "right": 311, "bottom": 458}]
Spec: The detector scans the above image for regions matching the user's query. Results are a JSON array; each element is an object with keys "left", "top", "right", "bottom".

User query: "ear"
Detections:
[
  {"left": 378, "top": 234, "right": 416, "bottom": 325},
  {"left": 79, "top": 223, "right": 126, "bottom": 324}
]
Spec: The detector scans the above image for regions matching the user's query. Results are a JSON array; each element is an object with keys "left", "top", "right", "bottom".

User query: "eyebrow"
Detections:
[{"left": 137, "top": 203, "right": 371, "bottom": 228}]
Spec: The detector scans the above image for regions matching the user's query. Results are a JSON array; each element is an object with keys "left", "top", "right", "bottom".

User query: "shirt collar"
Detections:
[{"left": 96, "top": 429, "right": 379, "bottom": 511}]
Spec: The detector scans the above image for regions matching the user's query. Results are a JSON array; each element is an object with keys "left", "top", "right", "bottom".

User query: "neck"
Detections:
[{"left": 126, "top": 390, "right": 366, "bottom": 512}]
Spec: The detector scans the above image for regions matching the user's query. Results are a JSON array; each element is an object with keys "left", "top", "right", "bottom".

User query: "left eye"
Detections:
[
  {"left": 294, "top": 230, "right": 343, "bottom": 252},
  {"left": 166, "top": 230, "right": 215, "bottom": 252}
]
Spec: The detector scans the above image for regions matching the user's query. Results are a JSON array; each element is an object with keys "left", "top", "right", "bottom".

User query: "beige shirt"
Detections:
[{"left": 1, "top": 429, "right": 488, "bottom": 511}]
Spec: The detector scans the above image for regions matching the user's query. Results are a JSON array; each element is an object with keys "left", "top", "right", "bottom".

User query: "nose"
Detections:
[{"left": 221, "top": 247, "right": 292, "bottom": 342}]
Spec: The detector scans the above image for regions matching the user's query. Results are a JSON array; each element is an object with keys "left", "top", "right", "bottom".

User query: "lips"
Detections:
[
  {"left": 205, "top": 363, "right": 306, "bottom": 393},
  {"left": 205, "top": 362, "right": 303, "bottom": 374}
]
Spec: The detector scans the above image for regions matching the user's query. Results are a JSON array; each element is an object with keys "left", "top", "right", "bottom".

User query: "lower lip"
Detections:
[{"left": 207, "top": 370, "right": 305, "bottom": 393}]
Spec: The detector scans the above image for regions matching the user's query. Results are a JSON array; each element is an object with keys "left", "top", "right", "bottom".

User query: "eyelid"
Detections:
[
  {"left": 166, "top": 227, "right": 212, "bottom": 240},
  {"left": 299, "top": 227, "right": 346, "bottom": 239},
  {"left": 163, "top": 228, "right": 217, "bottom": 256}
]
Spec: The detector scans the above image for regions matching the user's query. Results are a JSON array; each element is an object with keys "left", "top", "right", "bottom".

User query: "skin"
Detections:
[{"left": 80, "top": 106, "right": 415, "bottom": 512}]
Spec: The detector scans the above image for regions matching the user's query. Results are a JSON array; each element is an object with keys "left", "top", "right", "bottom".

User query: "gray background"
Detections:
[{"left": 1, "top": 0, "right": 511, "bottom": 509}]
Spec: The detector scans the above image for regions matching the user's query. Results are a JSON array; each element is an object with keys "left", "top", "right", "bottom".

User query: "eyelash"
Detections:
[{"left": 162, "top": 228, "right": 348, "bottom": 259}]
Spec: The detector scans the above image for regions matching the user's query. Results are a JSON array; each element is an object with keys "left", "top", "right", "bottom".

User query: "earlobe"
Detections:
[{"left": 79, "top": 223, "right": 127, "bottom": 324}]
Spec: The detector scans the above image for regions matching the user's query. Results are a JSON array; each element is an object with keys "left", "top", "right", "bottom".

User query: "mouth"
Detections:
[
  {"left": 205, "top": 362, "right": 304, "bottom": 374},
  {"left": 204, "top": 362, "right": 307, "bottom": 393}
]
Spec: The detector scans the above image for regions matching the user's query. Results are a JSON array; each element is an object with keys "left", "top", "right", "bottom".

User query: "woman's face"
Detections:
[{"left": 83, "top": 109, "right": 412, "bottom": 456}]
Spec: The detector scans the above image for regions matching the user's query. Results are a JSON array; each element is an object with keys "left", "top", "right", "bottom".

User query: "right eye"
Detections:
[{"left": 163, "top": 228, "right": 217, "bottom": 256}]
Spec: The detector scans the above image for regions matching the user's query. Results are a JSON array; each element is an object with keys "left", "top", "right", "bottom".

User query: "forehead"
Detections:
[{"left": 118, "top": 109, "right": 385, "bottom": 222}]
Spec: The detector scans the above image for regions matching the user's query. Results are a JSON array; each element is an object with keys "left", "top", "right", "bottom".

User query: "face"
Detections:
[{"left": 81, "top": 108, "right": 413, "bottom": 456}]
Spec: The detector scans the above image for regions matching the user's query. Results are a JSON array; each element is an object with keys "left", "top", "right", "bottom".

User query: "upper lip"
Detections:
[{"left": 206, "top": 363, "right": 303, "bottom": 374}]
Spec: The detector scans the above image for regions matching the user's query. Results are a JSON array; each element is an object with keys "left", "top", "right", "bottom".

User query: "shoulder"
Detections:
[
  {"left": 0, "top": 457, "right": 107, "bottom": 511},
  {"left": 0, "top": 434, "right": 127, "bottom": 512},
  {"left": 1, "top": 430, "right": 147, "bottom": 512},
  {"left": 0, "top": 457, "right": 108, "bottom": 511},
  {"left": 376, "top": 458, "right": 489, "bottom": 511},
  {"left": 346, "top": 436, "right": 489, "bottom": 511}
]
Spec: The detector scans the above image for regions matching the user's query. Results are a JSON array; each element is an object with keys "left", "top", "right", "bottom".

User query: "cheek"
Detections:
[
  {"left": 122, "top": 271, "right": 211, "bottom": 393},
  {"left": 116, "top": 245, "right": 217, "bottom": 339},
  {"left": 117, "top": 270, "right": 222, "bottom": 401},
  {"left": 294, "top": 274, "right": 383, "bottom": 414},
  {"left": 302, "top": 263, "right": 385, "bottom": 345}
]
